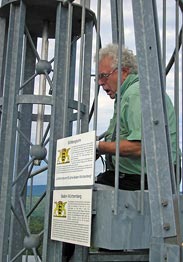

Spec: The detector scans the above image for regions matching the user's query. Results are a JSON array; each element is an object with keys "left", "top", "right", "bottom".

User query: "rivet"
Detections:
[
  {"left": 163, "top": 223, "right": 170, "bottom": 231},
  {"left": 161, "top": 200, "right": 168, "bottom": 207},
  {"left": 153, "top": 120, "right": 159, "bottom": 125},
  {"left": 125, "top": 203, "right": 129, "bottom": 208}
]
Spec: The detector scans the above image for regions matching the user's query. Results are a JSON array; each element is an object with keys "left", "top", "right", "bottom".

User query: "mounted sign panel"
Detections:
[
  {"left": 51, "top": 131, "right": 95, "bottom": 247},
  {"left": 54, "top": 131, "right": 96, "bottom": 187},
  {"left": 51, "top": 188, "right": 92, "bottom": 247}
]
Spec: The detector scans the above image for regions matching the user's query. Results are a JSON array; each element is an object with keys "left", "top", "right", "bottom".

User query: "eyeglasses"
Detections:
[{"left": 98, "top": 67, "right": 118, "bottom": 82}]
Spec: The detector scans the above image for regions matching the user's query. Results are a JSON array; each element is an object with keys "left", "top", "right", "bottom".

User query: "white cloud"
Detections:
[
  {"left": 89, "top": 0, "right": 181, "bottom": 130},
  {"left": 30, "top": 0, "right": 182, "bottom": 185}
]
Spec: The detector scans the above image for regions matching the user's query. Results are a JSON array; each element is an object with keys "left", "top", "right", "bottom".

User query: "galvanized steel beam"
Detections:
[
  {"left": 132, "top": 0, "right": 181, "bottom": 260},
  {"left": 0, "top": 2, "right": 26, "bottom": 261}
]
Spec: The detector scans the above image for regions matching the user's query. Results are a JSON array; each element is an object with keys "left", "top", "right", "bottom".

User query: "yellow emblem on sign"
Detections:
[
  {"left": 54, "top": 201, "right": 67, "bottom": 218},
  {"left": 57, "top": 148, "right": 70, "bottom": 164}
]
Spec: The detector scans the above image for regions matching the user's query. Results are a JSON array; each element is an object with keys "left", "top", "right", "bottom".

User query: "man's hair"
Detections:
[{"left": 96, "top": 43, "right": 138, "bottom": 74}]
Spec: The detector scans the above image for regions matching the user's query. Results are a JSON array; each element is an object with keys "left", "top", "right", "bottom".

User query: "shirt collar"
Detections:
[{"left": 114, "top": 74, "right": 139, "bottom": 101}]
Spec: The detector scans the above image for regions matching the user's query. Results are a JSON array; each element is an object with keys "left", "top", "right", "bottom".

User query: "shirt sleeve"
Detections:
[{"left": 122, "top": 93, "right": 142, "bottom": 141}]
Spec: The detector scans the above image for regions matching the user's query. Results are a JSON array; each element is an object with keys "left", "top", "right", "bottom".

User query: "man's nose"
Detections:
[{"left": 98, "top": 78, "right": 105, "bottom": 86}]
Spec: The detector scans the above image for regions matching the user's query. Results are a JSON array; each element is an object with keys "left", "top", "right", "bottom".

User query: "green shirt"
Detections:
[{"left": 104, "top": 74, "right": 177, "bottom": 175}]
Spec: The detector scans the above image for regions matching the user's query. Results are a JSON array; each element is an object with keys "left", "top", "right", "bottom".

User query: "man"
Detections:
[{"left": 95, "top": 43, "right": 178, "bottom": 190}]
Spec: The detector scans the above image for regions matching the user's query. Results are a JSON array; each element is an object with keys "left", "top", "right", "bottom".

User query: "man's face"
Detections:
[
  {"left": 98, "top": 56, "right": 118, "bottom": 99},
  {"left": 98, "top": 56, "right": 129, "bottom": 99}
]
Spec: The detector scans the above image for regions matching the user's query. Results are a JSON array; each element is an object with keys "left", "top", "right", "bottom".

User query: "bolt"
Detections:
[
  {"left": 153, "top": 120, "right": 159, "bottom": 125},
  {"left": 163, "top": 223, "right": 170, "bottom": 231},
  {"left": 161, "top": 200, "right": 168, "bottom": 207}
]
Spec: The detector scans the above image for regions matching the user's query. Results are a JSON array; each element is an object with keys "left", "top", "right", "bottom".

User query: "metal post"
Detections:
[
  {"left": 132, "top": 1, "right": 181, "bottom": 261},
  {"left": 0, "top": 2, "right": 26, "bottom": 261},
  {"left": 35, "top": 22, "right": 49, "bottom": 148},
  {"left": 110, "top": 0, "right": 124, "bottom": 45}
]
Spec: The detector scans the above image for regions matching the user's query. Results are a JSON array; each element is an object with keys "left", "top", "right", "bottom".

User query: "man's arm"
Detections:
[{"left": 98, "top": 140, "right": 141, "bottom": 158}]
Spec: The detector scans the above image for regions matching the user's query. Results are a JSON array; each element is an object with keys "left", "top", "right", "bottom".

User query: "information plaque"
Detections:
[
  {"left": 51, "top": 188, "right": 92, "bottom": 247},
  {"left": 54, "top": 131, "right": 95, "bottom": 187},
  {"left": 51, "top": 131, "right": 95, "bottom": 247}
]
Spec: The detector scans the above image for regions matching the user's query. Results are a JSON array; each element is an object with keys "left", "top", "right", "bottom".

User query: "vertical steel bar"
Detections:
[
  {"left": 0, "top": 2, "right": 26, "bottom": 261},
  {"left": 132, "top": 0, "right": 177, "bottom": 240},
  {"left": 76, "top": 0, "right": 86, "bottom": 134},
  {"left": 0, "top": 17, "right": 7, "bottom": 127},
  {"left": 110, "top": 0, "right": 124, "bottom": 45},
  {"left": 63, "top": 2, "right": 73, "bottom": 137},
  {"left": 0, "top": 17, "right": 7, "bottom": 190},
  {"left": 68, "top": 42, "right": 77, "bottom": 135},
  {"left": 182, "top": 11, "right": 183, "bottom": 193},
  {"left": 138, "top": 135, "right": 145, "bottom": 214},
  {"left": 114, "top": 0, "right": 122, "bottom": 215},
  {"left": 0, "top": 17, "right": 6, "bottom": 95},
  {"left": 162, "top": 0, "right": 166, "bottom": 86},
  {"left": 9, "top": 36, "right": 37, "bottom": 261},
  {"left": 93, "top": 0, "right": 101, "bottom": 131},
  {"left": 35, "top": 22, "right": 49, "bottom": 148},
  {"left": 152, "top": 0, "right": 176, "bottom": 194},
  {"left": 81, "top": 20, "right": 93, "bottom": 133},
  {"left": 110, "top": 0, "right": 118, "bottom": 44},
  {"left": 42, "top": 3, "right": 67, "bottom": 260},
  {"left": 174, "top": 0, "right": 180, "bottom": 191}
]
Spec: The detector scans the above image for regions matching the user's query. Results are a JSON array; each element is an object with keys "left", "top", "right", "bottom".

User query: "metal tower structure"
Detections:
[{"left": 0, "top": 0, "right": 182, "bottom": 261}]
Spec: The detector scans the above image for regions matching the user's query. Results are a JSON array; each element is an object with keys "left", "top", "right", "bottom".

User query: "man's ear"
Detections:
[
  {"left": 123, "top": 67, "right": 130, "bottom": 75},
  {"left": 122, "top": 67, "right": 130, "bottom": 81}
]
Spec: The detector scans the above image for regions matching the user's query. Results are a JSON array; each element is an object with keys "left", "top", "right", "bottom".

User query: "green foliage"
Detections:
[
  {"left": 26, "top": 196, "right": 45, "bottom": 218},
  {"left": 29, "top": 216, "right": 44, "bottom": 233},
  {"left": 26, "top": 196, "right": 45, "bottom": 256}
]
